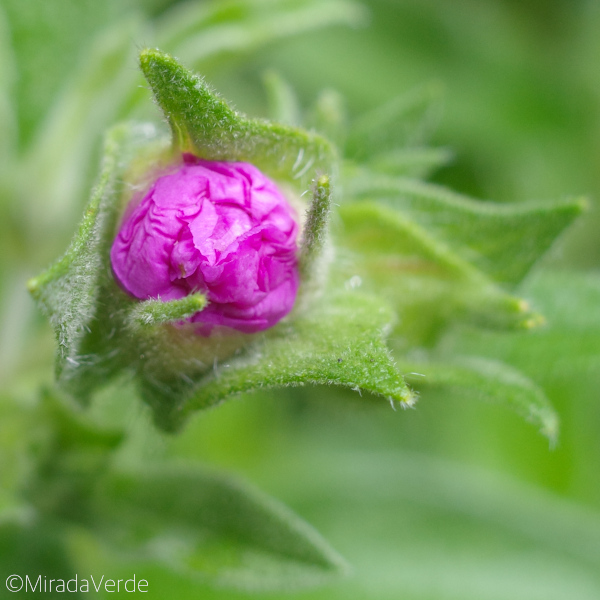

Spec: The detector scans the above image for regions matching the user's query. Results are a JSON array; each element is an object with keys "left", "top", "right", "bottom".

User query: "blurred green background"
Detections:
[{"left": 1, "top": 0, "right": 599, "bottom": 598}]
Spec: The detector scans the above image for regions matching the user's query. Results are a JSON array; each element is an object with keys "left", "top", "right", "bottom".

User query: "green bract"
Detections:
[
  {"left": 29, "top": 48, "right": 583, "bottom": 441},
  {"left": 28, "top": 50, "right": 405, "bottom": 434}
]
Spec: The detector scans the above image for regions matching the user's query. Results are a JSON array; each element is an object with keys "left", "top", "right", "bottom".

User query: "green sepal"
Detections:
[
  {"left": 127, "top": 293, "right": 208, "bottom": 328},
  {"left": 27, "top": 122, "right": 179, "bottom": 403},
  {"left": 27, "top": 123, "right": 142, "bottom": 399},
  {"left": 298, "top": 175, "right": 332, "bottom": 288},
  {"left": 91, "top": 465, "right": 349, "bottom": 591},
  {"left": 139, "top": 48, "right": 336, "bottom": 185},
  {"left": 171, "top": 291, "right": 415, "bottom": 431}
]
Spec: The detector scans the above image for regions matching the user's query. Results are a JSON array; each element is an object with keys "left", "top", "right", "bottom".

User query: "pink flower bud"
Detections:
[{"left": 110, "top": 154, "right": 299, "bottom": 335}]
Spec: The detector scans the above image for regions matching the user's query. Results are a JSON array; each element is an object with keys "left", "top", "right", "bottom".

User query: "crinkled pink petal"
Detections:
[{"left": 110, "top": 154, "right": 299, "bottom": 335}]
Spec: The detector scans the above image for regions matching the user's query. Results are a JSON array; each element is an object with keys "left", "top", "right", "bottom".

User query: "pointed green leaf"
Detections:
[
  {"left": 348, "top": 172, "right": 586, "bottom": 285},
  {"left": 336, "top": 201, "right": 541, "bottom": 348},
  {"left": 298, "top": 175, "right": 332, "bottom": 288},
  {"left": 139, "top": 48, "right": 335, "bottom": 184},
  {"left": 127, "top": 293, "right": 207, "bottom": 328},
  {"left": 402, "top": 357, "right": 558, "bottom": 441},
  {"left": 27, "top": 124, "right": 127, "bottom": 380},
  {"left": 168, "top": 292, "right": 414, "bottom": 430},
  {"left": 92, "top": 465, "right": 348, "bottom": 591}
]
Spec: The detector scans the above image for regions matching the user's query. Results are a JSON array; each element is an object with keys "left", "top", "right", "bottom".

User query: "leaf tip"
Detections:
[
  {"left": 520, "top": 313, "right": 546, "bottom": 330},
  {"left": 540, "top": 411, "right": 560, "bottom": 446},
  {"left": 139, "top": 47, "right": 166, "bottom": 71},
  {"left": 392, "top": 387, "right": 418, "bottom": 410},
  {"left": 573, "top": 195, "right": 590, "bottom": 214},
  {"left": 317, "top": 174, "right": 330, "bottom": 189},
  {"left": 26, "top": 276, "right": 40, "bottom": 295}
]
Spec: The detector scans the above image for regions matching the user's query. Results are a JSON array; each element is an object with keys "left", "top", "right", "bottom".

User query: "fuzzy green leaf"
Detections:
[
  {"left": 27, "top": 122, "right": 171, "bottom": 401},
  {"left": 402, "top": 357, "right": 558, "bottom": 442},
  {"left": 139, "top": 48, "right": 335, "bottom": 184},
  {"left": 348, "top": 172, "right": 586, "bottom": 285},
  {"left": 27, "top": 124, "right": 130, "bottom": 396},
  {"left": 92, "top": 465, "right": 348, "bottom": 590},
  {"left": 170, "top": 291, "right": 414, "bottom": 430},
  {"left": 134, "top": 290, "right": 412, "bottom": 432}
]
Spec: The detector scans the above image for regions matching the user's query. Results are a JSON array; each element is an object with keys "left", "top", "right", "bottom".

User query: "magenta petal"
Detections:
[
  {"left": 110, "top": 156, "right": 299, "bottom": 334},
  {"left": 191, "top": 271, "right": 299, "bottom": 335}
]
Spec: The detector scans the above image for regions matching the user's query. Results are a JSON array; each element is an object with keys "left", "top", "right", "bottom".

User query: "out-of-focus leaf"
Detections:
[
  {"left": 24, "top": 390, "right": 124, "bottom": 522},
  {"left": 439, "top": 272, "right": 600, "bottom": 382},
  {"left": 439, "top": 270, "right": 600, "bottom": 494},
  {"left": 336, "top": 201, "right": 541, "bottom": 347},
  {"left": 367, "top": 147, "right": 453, "bottom": 179},
  {"left": 401, "top": 357, "right": 558, "bottom": 441},
  {"left": 0, "top": 518, "right": 80, "bottom": 598},
  {"left": 247, "top": 448, "right": 600, "bottom": 600},
  {"left": 0, "top": 5, "right": 16, "bottom": 172},
  {"left": 21, "top": 16, "right": 144, "bottom": 237},
  {"left": 171, "top": 291, "right": 414, "bottom": 429},
  {"left": 348, "top": 172, "right": 586, "bottom": 285},
  {"left": 307, "top": 89, "right": 347, "bottom": 148},
  {"left": 139, "top": 49, "right": 335, "bottom": 186},
  {"left": 263, "top": 70, "right": 301, "bottom": 126},
  {"left": 92, "top": 465, "right": 348, "bottom": 591},
  {"left": 345, "top": 84, "right": 444, "bottom": 160},
  {"left": 1, "top": 0, "right": 136, "bottom": 147},
  {"left": 0, "top": 395, "right": 34, "bottom": 496},
  {"left": 160, "top": 0, "right": 368, "bottom": 68}
]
